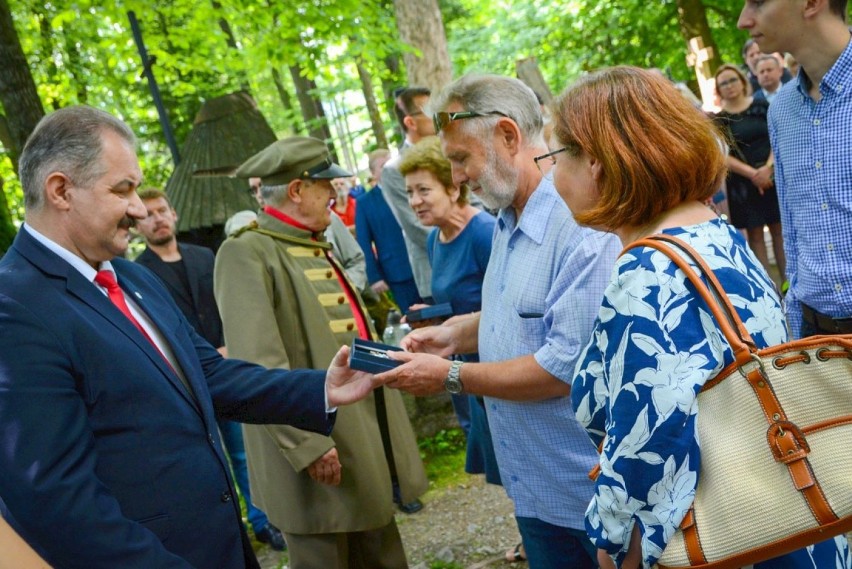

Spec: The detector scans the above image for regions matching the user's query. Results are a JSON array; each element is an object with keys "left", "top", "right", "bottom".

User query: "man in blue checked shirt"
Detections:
[
  {"left": 376, "top": 74, "right": 621, "bottom": 569},
  {"left": 739, "top": 0, "right": 852, "bottom": 338}
]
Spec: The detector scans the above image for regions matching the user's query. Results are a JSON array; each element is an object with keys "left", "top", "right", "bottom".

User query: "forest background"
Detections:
[{"left": 0, "top": 0, "right": 781, "bottom": 254}]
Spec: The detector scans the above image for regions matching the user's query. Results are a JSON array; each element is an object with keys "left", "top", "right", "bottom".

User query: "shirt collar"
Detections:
[
  {"left": 263, "top": 205, "right": 315, "bottom": 233},
  {"left": 22, "top": 223, "right": 115, "bottom": 283},
  {"left": 496, "top": 173, "right": 559, "bottom": 245}
]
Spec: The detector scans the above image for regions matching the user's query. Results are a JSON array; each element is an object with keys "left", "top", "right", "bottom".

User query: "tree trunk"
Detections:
[
  {"left": 676, "top": 0, "right": 720, "bottom": 75},
  {"left": 515, "top": 57, "right": 553, "bottom": 104},
  {"left": 391, "top": 0, "right": 452, "bottom": 92},
  {"left": 0, "top": 175, "right": 15, "bottom": 256},
  {"left": 356, "top": 61, "right": 388, "bottom": 150},
  {"left": 0, "top": 0, "right": 42, "bottom": 252},
  {"left": 211, "top": 0, "right": 250, "bottom": 92},
  {"left": 381, "top": 53, "right": 405, "bottom": 147},
  {"left": 271, "top": 67, "right": 300, "bottom": 135},
  {"left": 0, "top": 0, "right": 46, "bottom": 169},
  {"left": 288, "top": 64, "right": 338, "bottom": 160}
]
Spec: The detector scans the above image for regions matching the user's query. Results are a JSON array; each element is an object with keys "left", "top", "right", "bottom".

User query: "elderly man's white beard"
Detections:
[{"left": 476, "top": 144, "right": 518, "bottom": 211}]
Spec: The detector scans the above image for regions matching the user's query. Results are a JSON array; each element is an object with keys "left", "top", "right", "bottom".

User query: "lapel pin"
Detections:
[{"left": 134, "top": 292, "right": 143, "bottom": 299}]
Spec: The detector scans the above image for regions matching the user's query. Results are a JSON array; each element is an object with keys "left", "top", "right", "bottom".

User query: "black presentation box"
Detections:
[
  {"left": 405, "top": 302, "right": 454, "bottom": 324},
  {"left": 349, "top": 338, "right": 404, "bottom": 373}
]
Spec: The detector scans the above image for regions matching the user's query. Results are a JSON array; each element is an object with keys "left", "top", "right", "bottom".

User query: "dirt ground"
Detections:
[{"left": 257, "top": 474, "right": 527, "bottom": 569}]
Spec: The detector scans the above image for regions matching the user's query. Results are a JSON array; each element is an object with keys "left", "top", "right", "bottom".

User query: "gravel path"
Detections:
[{"left": 257, "top": 474, "right": 528, "bottom": 569}]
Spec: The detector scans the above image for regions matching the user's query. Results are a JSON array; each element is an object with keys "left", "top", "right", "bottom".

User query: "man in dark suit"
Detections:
[
  {"left": 0, "top": 105, "right": 375, "bottom": 569},
  {"left": 134, "top": 188, "right": 286, "bottom": 551},
  {"left": 355, "top": 149, "right": 422, "bottom": 313}
]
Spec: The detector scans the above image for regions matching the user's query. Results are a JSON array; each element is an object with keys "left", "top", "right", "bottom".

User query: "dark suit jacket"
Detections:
[
  {"left": 136, "top": 243, "right": 222, "bottom": 346},
  {"left": 355, "top": 186, "right": 416, "bottom": 285},
  {"left": 0, "top": 228, "right": 332, "bottom": 569}
]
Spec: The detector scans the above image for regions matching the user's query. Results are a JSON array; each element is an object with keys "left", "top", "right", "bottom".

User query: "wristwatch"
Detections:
[{"left": 444, "top": 360, "right": 464, "bottom": 394}]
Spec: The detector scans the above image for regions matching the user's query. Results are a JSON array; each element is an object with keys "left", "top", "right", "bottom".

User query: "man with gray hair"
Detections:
[
  {"left": 214, "top": 136, "right": 426, "bottom": 569},
  {"left": 377, "top": 74, "right": 621, "bottom": 568},
  {"left": 0, "top": 106, "right": 376, "bottom": 569}
]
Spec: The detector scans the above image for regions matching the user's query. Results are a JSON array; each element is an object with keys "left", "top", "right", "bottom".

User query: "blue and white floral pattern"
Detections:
[{"left": 571, "top": 218, "right": 850, "bottom": 568}]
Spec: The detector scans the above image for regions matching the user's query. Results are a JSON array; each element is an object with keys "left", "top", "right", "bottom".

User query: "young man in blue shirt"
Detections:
[{"left": 739, "top": 0, "right": 852, "bottom": 337}]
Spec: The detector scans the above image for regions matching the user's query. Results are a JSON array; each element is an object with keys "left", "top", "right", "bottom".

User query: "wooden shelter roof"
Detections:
[{"left": 165, "top": 91, "right": 276, "bottom": 232}]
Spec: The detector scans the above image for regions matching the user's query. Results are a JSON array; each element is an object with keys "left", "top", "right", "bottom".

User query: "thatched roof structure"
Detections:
[{"left": 165, "top": 91, "right": 276, "bottom": 234}]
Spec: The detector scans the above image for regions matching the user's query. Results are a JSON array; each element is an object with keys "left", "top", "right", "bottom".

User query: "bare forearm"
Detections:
[
  {"left": 726, "top": 155, "right": 755, "bottom": 177},
  {"left": 461, "top": 355, "right": 570, "bottom": 401},
  {"left": 448, "top": 313, "right": 481, "bottom": 354}
]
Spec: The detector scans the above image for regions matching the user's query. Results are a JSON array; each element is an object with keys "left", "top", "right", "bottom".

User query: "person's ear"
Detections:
[
  {"left": 495, "top": 117, "right": 522, "bottom": 156},
  {"left": 403, "top": 114, "right": 417, "bottom": 133},
  {"left": 44, "top": 172, "right": 73, "bottom": 211},
  {"left": 589, "top": 155, "right": 603, "bottom": 181},
  {"left": 287, "top": 179, "right": 304, "bottom": 203},
  {"left": 803, "top": 0, "right": 827, "bottom": 19},
  {"left": 449, "top": 184, "right": 461, "bottom": 203}
]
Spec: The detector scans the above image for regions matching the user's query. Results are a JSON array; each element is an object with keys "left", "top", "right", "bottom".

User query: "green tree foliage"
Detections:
[
  {"left": 0, "top": 0, "right": 770, "bottom": 245},
  {"left": 442, "top": 0, "right": 751, "bottom": 91}
]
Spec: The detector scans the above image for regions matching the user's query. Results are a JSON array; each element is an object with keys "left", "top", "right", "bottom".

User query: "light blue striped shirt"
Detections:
[
  {"left": 479, "top": 174, "right": 621, "bottom": 529},
  {"left": 768, "top": 35, "right": 852, "bottom": 337}
]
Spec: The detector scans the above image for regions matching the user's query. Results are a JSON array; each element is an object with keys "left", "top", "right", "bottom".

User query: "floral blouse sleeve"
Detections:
[{"left": 571, "top": 224, "right": 787, "bottom": 568}]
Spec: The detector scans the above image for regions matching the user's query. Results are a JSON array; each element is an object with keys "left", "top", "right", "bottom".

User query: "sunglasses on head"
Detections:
[{"left": 432, "top": 110, "right": 509, "bottom": 133}]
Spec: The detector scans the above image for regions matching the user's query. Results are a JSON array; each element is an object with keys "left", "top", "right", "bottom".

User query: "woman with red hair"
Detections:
[{"left": 548, "top": 66, "right": 847, "bottom": 569}]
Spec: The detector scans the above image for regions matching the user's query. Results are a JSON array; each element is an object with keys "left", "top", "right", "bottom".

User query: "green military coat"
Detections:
[{"left": 214, "top": 211, "right": 427, "bottom": 534}]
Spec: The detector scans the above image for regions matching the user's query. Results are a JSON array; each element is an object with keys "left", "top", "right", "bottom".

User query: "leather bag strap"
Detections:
[{"left": 627, "top": 235, "right": 758, "bottom": 369}]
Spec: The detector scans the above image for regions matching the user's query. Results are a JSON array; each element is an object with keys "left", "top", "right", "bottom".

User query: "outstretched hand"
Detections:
[
  {"left": 374, "top": 351, "right": 451, "bottom": 396},
  {"left": 325, "top": 345, "right": 379, "bottom": 407},
  {"left": 399, "top": 324, "right": 457, "bottom": 356}
]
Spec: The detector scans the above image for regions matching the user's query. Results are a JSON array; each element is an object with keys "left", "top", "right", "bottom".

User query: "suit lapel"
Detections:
[
  {"left": 113, "top": 270, "right": 203, "bottom": 414},
  {"left": 16, "top": 230, "right": 204, "bottom": 413}
]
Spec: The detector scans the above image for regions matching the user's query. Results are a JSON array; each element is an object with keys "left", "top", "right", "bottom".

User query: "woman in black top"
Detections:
[{"left": 714, "top": 63, "right": 786, "bottom": 280}]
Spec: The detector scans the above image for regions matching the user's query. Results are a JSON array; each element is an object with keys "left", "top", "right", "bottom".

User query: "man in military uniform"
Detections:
[{"left": 214, "top": 137, "right": 427, "bottom": 569}]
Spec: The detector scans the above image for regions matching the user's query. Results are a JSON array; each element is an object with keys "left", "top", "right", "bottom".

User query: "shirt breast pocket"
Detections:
[{"left": 516, "top": 310, "right": 546, "bottom": 353}]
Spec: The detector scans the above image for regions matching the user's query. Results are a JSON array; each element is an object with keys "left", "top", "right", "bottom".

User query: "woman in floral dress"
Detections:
[{"left": 546, "top": 66, "right": 849, "bottom": 569}]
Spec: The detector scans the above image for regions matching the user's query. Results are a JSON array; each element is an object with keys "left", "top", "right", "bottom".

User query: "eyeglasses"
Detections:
[
  {"left": 533, "top": 147, "right": 569, "bottom": 172},
  {"left": 408, "top": 111, "right": 424, "bottom": 117},
  {"left": 432, "top": 110, "right": 509, "bottom": 133},
  {"left": 717, "top": 78, "right": 741, "bottom": 88}
]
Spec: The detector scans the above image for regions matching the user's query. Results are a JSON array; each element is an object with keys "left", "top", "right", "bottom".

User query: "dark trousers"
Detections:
[{"left": 515, "top": 516, "right": 597, "bottom": 569}]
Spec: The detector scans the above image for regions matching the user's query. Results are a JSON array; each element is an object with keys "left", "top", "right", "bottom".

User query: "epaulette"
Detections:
[{"left": 241, "top": 224, "right": 332, "bottom": 250}]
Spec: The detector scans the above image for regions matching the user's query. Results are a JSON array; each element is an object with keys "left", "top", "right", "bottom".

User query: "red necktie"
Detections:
[{"left": 94, "top": 270, "right": 173, "bottom": 368}]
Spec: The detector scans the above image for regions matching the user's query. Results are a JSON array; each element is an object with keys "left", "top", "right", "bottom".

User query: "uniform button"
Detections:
[
  {"left": 828, "top": 243, "right": 834, "bottom": 251},
  {"left": 221, "top": 491, "right": 232, "bottom": 503},
  {"left": 822, "top": 203, "right": 829, "bottom": 210},
  {"left": 314, "top": 249, "right": 321, "bottom": 257},
  {"left": 337, "top": 296, "right": 345, "bottom": 304},
  {"left": 207, "top": 433, "right": 215, "bottom": 445},
  {"left": 813, "top": 119, "right": 821, "bottom": 126},
  {"left": 836, "top": 284, "right": 843, "bottom": 292},
  {"left": 326, "top": 270, "right": 333, "bottom": 278},
  {"left": 815, "top": 161, "right": 822, "bottom": 169},
  {"left": 346, "top": 323, "right": 354, "bottom": 331},
  {"left": 511, "top": 475, "right": 518, "bottom": 482}
]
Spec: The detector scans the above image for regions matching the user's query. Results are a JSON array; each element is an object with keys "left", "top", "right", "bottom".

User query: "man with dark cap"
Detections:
[{"left": 214, "top": 136, "right": 427, "bottom": 569}]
